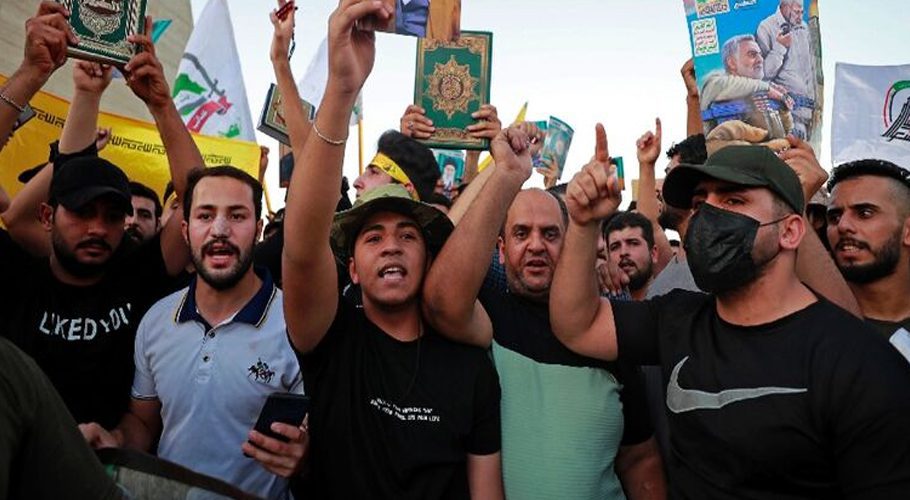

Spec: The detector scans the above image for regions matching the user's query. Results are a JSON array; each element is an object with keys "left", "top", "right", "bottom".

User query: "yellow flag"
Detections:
[
  {"left": 477, "top": 101, "right": 528, "bottom": 172},
  {"left": 0, "top": 75, "right": 260, "bottom": 201}
]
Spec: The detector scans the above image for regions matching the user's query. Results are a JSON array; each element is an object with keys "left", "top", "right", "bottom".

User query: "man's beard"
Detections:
[
  {"left": 621, "top": 259, "right": 653, "bottom": 292},
  {"left": 837, "top": 233, "right": 902, "bottom": 285},
  {"left": 125, "top": 226, "right": 144, "bottom": 243},
  {"left": 192, "top": 238, "right": 255, "bottom": 290},
  {"left": 53, "top": 232, "right": 112, "bottom": 279}
]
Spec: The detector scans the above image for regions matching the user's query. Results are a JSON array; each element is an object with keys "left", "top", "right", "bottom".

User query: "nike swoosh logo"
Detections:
[{"left": 666, "top": 356, "right": 807, "bottom": 414}]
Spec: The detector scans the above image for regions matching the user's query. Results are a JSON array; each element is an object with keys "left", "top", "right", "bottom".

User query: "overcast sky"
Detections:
[{"left": 188, "top": 0, "right": 910, "bottom": 208}]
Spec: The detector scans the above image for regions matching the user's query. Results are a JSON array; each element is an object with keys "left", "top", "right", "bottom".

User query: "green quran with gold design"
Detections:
[
  {"left": 59, "top": 0, "right": 147, "bottom": 66},
  {"left": 414, "top": 31, "right": 492, "bottom": 150}
]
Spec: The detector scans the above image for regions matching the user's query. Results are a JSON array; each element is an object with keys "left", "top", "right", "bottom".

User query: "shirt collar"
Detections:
[{"left": 175, "top": 267, "right": 277, "bottom": 329}]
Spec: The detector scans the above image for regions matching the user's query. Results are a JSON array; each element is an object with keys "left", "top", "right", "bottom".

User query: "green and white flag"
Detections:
[
  {"left": 172, "top": 0, "right": 254, "bottom": 141},
  {"left": 832, "top": 63, "right": 910, "bottom": 166}
]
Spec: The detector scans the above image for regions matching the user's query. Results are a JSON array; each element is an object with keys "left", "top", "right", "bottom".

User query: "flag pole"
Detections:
[{"left": 263, "top": 181, "right": 275, "bottom": 217}]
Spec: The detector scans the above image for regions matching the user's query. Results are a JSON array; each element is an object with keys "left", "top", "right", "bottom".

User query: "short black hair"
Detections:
[
  {"left": 163, "top": 180, "right": 175, "bottom": 203},
  {"left": 183, "top": 166, "right": 263, "bottom": 221},
  {"left": 377, "top": 130, "right": 440, "bottom": 201},
  {"left": 129, "top": 181, "right": 162, "bottom": 217},
  {"left": 666, "top": 134, "right": 707, "bottom": 165},
  {"left": 425, "top": 192, "right": 452, "bottom": 210},
  {"left": 604, "top": 211, "right": 655, "bottom": 249},
  {"left": 828, "top": 159, "right": 910, "bottom": 192}
]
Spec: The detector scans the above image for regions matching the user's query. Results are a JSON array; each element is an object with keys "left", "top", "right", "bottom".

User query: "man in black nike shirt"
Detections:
[{"left": 550, "top": 138, "right": 910, "bottom": 498}]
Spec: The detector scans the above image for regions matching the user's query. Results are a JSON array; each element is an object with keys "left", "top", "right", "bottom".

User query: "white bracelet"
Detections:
[
  {"left": 0, "top": 92, "right": 26, "bottom": 114},
  {"left": 312, "top": 121, "right": 347, "bottom": 146}
]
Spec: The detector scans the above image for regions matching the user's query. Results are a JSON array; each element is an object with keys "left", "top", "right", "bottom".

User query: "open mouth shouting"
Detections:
[
  {"left": 203, "top": 240, "right": 240, "bottom": 268},
  {"left": 835, "top": 238, "right": 869, "bottom": 260},
  {"left": 378, "top": 263, "right": 408, "bottom": 284}
]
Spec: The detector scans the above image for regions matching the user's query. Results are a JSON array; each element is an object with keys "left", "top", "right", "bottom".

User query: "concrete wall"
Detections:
[{"left": 0, "top": 0, "right": 193, "bottom": 120}]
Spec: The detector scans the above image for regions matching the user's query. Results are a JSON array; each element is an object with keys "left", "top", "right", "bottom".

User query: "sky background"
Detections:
[{"left": 187, "top": 0, "right": 909, "bottom": 209}]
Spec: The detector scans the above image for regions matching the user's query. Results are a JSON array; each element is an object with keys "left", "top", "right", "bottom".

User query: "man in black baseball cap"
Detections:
[
  {"left": 0, "top": 39, "right": 202, "bottom": 433},
  {"left": 549, "top": 138, "right": 910, "bottom": 498}
]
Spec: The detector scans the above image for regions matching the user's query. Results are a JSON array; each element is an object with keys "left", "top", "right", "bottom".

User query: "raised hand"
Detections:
[
  {"left": 681, "top": 58, "right": 698, "bottom": 99},
  {"left": 124, "top": 17, "right": 171, "bottom": 111},
  {"left": 95, "top": 127, "right": 112, "bottom": 151},
  {"left": 72, "top": 60, "right": 113, "bottom": 95},
  {"left": 490, "top": 125, "right": 532, "bottom": 181},
  {"left": 517, "top": 120, "right": 545, "bottom": 158},
  {"left": 635, "top": 117, "right": 662, "bottom": 166},
  {"left": 21, "top": 2, "right": 78, "bottom": 82},
  {"left": 326, "top": 0, "right": 393, "bottom": 97},
  {"left": 269, "top": 0, "right": 295, "bottom": 63},
  {"left": 566, "top": 124, "right": 621, "bottom": 226},
  {"left": 400, "top": 104, "right": 435, "bottom": 139},
  {"left": 465, "top": 104, "right": 501, "bottom": 140},
  {"left": 778, "top": 135, "right": 827, "bottom": 204}
]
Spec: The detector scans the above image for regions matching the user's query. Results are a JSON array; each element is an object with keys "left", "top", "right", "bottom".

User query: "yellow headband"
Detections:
[{"left": 370, "top": 152, "right": 419, "bottom": 200}]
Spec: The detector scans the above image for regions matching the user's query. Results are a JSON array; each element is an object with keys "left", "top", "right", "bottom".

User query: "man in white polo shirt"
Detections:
[{"left": 80, "top": 166, "right": 306, "bottom": 499}]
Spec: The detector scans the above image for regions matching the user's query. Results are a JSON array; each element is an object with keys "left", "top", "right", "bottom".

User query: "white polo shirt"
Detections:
[{"left": 132, "top": 269, "right": 302, "bottom": 499}]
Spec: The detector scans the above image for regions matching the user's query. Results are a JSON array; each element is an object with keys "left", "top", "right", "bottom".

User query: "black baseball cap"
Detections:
[
  {"left": 49, "top": 156, "right": 133, "bottom": 215},
  {"left": 662, "top": 145, "right": 805, "bottom": 213}
]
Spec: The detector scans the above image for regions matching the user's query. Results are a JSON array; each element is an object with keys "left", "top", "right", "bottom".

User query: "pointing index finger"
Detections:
[{"left": 595, "top": 123, "right": 609, "bottom": 164}]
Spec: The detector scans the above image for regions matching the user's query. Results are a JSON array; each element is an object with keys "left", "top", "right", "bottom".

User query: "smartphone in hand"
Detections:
[{"left": 252, "top": 392, "right": 310, "bottom": 443}]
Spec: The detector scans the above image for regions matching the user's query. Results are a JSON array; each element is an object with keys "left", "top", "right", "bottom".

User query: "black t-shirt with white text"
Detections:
[
  {"left": 0, "top": 229, "right": 174, "bottom": 428},
  {"left": 612, "top": 290, "right": 910, "bottom": 499},
  {"left": 297, "top": 297, "right": 501, "bottom": 499}
]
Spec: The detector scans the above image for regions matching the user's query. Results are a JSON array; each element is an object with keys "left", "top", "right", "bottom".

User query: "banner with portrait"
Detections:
[{"left": 683, "top": 0, "right": 824, "bottom": 154}]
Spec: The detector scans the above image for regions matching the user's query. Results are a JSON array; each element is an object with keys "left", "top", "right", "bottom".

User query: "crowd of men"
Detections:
[{"left": 1, "top": 1, "right": 909, "bottom": 499}]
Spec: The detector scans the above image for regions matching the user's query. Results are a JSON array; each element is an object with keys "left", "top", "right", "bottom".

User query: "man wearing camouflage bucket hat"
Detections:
[
  {"left": 549, "top": 137, "right": 910, "bottom": 497},
  {"left": 275, "top": 1, "right": 503, "bottom": 497}
]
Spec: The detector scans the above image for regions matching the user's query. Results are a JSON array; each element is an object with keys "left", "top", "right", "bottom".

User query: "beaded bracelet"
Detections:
[{"left": 312, "top": 121, "right": 347, "bottom": 146}]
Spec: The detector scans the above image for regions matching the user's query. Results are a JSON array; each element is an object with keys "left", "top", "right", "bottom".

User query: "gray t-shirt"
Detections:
[{"left": 646, "top": 254, "right": 699, "bottom": 299}]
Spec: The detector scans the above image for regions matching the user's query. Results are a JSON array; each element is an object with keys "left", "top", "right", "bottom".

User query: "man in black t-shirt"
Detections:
[
  {"left": 551, "top": 138, "right": 910, "bottom": 498},
  {"left": 275, "top": 4, "right": 502, "bottom": 498},
  {"left": 0, "top": 36, "right": 202, "bottom": 428},
  {"left": 826, "top": 159, "right": 910, "bottom": 361}
]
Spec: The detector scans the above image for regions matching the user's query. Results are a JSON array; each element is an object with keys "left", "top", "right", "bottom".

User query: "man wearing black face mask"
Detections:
[{"left": 551, "top": 141, "right": 910, "bottom": 498}]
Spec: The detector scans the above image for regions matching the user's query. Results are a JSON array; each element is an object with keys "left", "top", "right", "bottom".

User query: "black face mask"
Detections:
[{"left": 684, "top": 203, "right": 785, "bottom": 294}]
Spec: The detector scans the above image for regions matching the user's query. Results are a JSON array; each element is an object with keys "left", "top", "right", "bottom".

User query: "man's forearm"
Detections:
[
  {"left": 273, "top": 59, "right": 311, "bottom": 155},
  {"left": 617, "top": 438, "right": 667, "bottom": 500},
  {"left": 112, "top": 412, "right": 157, "bottom": 452},
  {"left": 424, "top": 167, "right": 524, "bottom": 322},
  {"left": 796, "top": 218, "right": 862, "bottom": 317},
  {"left": 150, "top": 103, "right": 203, "bottom": 202},
  {"left": 636, "top": 161, "right": 673, "bottom": 273},
  {"left": 0, "top": 67, "right": 47, "bottom": 150},
  {"left": 550, "top": 220, "right": 603, "bottom": 342},
  {"left": 59, "top": 91, "right": 102, "bottom": 153},
  {"left": 448, "top": 163, "right": 495, "bottom": 225}
]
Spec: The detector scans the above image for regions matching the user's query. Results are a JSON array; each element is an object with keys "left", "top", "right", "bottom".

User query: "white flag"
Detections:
[
  {"left": 172, "top": 0, "right": 255, "bottom": 141},
  {"left": 298, "top": 38, "right": 362, "bottom": 126},
  {"left": 832, "top": 63, "right": 910, "bottom": 166}
]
